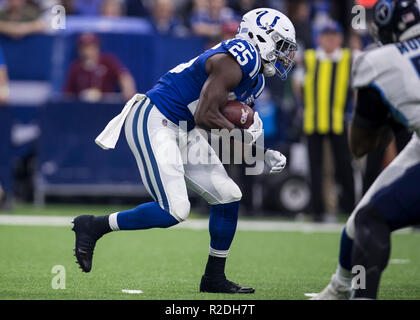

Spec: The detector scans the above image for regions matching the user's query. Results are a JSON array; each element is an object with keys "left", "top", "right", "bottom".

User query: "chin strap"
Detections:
[
  {"left": 399, "top": 23, "right": 420, "bottom": 42},
  {"left": 262, "top": 60, "right": 289, "bottom": 80},
  {"left": 262, "top": 62, "right": 276, "bottom": 77}
]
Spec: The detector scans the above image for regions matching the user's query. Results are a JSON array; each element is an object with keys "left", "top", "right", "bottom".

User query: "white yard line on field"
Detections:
[
  {"left": 121, "top": 289, "right": 143, "bottom": 294},
  {"left": 0, "top": 214, "right": 343, "bottom": 232},
  {"left": 0, "top": 214, "right": 414, "bottom": 234},
  {"left": 0, "top": 215, "right": 74, "bottom": 226},
  {"left": 389, "top": 259, "right": 410, "bottom": 264}
]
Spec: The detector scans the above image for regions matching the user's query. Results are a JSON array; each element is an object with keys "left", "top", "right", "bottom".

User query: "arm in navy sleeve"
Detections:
[{"left": 349, "top": 86, "right": 393, "bottom": 158}]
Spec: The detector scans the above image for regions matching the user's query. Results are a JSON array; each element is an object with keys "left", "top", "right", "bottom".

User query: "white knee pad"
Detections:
[
  {"left": 169, "top": 199, "right": 191, "bottom": 222},
  {"left": 345, "top": 212, "right": 356, "bottom": 239},
  {"left": 213, "top": 178, "right": 242, "bottom": 204}
]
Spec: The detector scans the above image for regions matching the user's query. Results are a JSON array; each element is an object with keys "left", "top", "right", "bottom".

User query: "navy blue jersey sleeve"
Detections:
[
  {"left": 222, "top": 38, "right": 261, "bottom": 82},
  {"left": 354, "top": 86, "right": 390, "bottom": 130}
]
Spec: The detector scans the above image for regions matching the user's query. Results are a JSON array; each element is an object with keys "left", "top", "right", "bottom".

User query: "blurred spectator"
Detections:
[
  {"left": 311, "top": 0, "right": 332, "bottom": 45},
  {"left": 101, "top": 0, "right": 124, "bottom": 17},
  {"left": 72, "top": 0, "right": 102, "bottom": 16},
  {"left": 349, "top": 30, "right": 363, "bottom": 51},
  {"left": 0, "top": 44, "right": 8, "bottom": 105},
  {"left": 148, "top": 0, "right": 188, "bottom": 36},
  {"left": 289, "top": 0, "right": 313, "bottom": 50},
  {"left": 191, "top": 0, "right": 238, "bottom": 41},
  {"left": 61, "top": 0, "right": 75, "bottom": 14},
  {"left": 266, "top": 0, "right": 287, "bottom": 13},
  {"left": 125, "top": 0, "right": 148, "bottom": 17},
  {"left": 189, "top": 0, "right": 207, "bottom": 24},
  {"left": 0, "top": 0, "right": 39, "bottom": 20},
  {"left": 293, "top": 21, "right": 355, "bottom": 222},
  {"left": 0, "top": 0, "right": 45, "bottom": 39},
  {"left": 230, "top": 0, "right": 268, "bottom": 17},
  {"left": 64, "top": 33, "right": 136, "bottom": 102},
  {"left": 221, "top": 20, "right": 239, "bottom": 41}
]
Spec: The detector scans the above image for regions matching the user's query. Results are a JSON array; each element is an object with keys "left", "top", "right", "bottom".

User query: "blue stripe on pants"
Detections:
[
  {"left": 132, "top": 99, "right": 159, "bottom": 202},
  {"left": 142, "top": 102, "right": 170, "bottom": 212}
]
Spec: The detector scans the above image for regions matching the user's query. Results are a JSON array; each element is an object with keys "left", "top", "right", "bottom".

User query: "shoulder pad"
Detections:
[
  {"left": 352, "top": 51, "right": 377, "bottom": 89},
  {"left": 223, "top": 38, "right": 261, "bottom": 80},
  {"left": 352, "top": 45, "right": 397, "bottom": 89}
]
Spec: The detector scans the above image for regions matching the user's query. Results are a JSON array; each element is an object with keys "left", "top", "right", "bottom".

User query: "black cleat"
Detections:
[
  {"left": 72, "top": 215, "right": 102, "bottom": 273},
  {"left": 200, "top": 275, "right": 255, "bottom": 294}
]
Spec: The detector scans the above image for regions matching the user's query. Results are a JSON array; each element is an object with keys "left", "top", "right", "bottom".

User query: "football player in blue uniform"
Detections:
[
  {"left": 72, "top": 8, "right": 296, "bottom": 293},
  {"left": 314, "top": 0, "right": 420, "bottom": 300}
]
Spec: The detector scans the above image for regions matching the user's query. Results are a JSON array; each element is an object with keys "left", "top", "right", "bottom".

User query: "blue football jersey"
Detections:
[
  {"left": 146, "top": 38, "right": 263, "bottom": 130},
  {"left": 249, "top": 73, "right": 265, "bottom": 104}
]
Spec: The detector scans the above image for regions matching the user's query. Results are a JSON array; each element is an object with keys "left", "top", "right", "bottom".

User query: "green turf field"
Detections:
[{"left": 0, "top": 212, "right": 419, "bottom": 300}]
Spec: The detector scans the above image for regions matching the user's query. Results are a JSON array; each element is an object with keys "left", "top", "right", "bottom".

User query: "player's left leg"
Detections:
[
  {"left": 352, "top": 163, "right": 420, "bottom": 299},
  {"left": 329, "top": 132, "right": 355, "bottom": 214},
  {"left": 73, "top": 98, "right": 189, "bottom": 272},
  {"left": 182, "top": 128, "right": 254, "bottom": 293},
  {"left": 313, "top": 133, "right": 420, "bottom": 299}
]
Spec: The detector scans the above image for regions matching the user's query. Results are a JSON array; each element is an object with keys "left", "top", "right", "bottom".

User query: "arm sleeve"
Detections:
[{"left": 353, "top": 86, "right": 390, "bottom": 130}]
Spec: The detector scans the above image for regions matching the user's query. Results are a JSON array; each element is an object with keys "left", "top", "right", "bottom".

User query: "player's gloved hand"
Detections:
[
  {"left": 245, "top": 112, "right": 263, "bottom": 144},
  {"left": 264, "top": 149, "right": 287, "bottom": 174}
]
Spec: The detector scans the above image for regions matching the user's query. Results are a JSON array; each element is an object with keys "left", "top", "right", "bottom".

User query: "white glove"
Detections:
[
  {"left": 245, "top": 112, "right": 263, "bottom": 144},
  {"left": 264, "top": 149, "right": 287, "bottom": 174}
]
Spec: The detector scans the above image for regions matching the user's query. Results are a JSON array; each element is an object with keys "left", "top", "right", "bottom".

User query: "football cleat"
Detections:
[
  {"left": 311, "top": 274, "right": 352, "bottom": 300},
  {"left": 72, "top": 215, "right": 102, "bottom": 273},
  {"left": 200, "top": 275, "right": 255, "bottom": 294}
]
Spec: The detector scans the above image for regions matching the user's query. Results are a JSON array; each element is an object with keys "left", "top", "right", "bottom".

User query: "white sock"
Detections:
[
  {"left": 335, "top": 264, "right": 352, "bottom": 287},
  {"left": 108, "top": 212, "right": 120, "bottom": 231}
]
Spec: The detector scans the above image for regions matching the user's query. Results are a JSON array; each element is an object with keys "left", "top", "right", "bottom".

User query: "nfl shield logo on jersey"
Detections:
[{"left": 162, "top": 119, "right": 168, "bottom": 126}]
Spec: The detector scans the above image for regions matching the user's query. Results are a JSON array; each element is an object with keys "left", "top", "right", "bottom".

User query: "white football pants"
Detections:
[
  {"left": 124, "top": 97, "right": 242, "bottom": 222},
  {"left": 345, "top": 133, "right": 420, "bottom": 238}
]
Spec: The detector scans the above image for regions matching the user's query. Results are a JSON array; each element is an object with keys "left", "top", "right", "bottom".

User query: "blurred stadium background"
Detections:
[{"left": 0, "top": 0, "right": 382, "bottom": 220}]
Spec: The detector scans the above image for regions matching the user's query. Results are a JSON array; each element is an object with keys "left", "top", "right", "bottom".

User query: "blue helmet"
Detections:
[{"left": 372, "top": 0, "right": 420, "bottom": 45}]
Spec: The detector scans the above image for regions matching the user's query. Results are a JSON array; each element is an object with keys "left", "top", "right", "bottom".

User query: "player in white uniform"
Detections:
[{"left": 314, "top": 0, "right": 420, "bottom": 299}]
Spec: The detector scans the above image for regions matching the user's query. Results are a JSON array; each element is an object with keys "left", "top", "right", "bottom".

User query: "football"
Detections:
[{"left": 220, "top": 100, "right": 254, "bottom": 129}]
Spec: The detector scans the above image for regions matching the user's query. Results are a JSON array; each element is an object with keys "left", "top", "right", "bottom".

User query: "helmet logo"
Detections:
[
  {"left": 375, "top": 0, "right": 393, "bottom": 26},
  {"left": 256, "top": 10, "right": 280, "bottom": 30}
]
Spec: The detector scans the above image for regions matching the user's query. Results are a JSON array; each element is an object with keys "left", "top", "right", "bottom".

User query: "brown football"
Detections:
[{"left": 220, "top": 100, "right": 254, "bottom": 129}]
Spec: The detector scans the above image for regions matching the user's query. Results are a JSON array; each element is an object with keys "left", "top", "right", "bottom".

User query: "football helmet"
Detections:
[
  {"left": 236, "top": 8, "right": 297, "bottom": 79},
  {"left": 371, "top": 0, "right": 420, "bottom": 45}
]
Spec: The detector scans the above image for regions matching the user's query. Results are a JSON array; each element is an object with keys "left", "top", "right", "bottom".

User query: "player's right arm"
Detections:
[
  {"left": 349, "top": 51, "right": 394, "bottom": 158},
  {"left": 194, "top": 53, "right": 243, "bottom": 131},
  {"left": 349, "top": 86, "right": 393, "bottom": 158}
]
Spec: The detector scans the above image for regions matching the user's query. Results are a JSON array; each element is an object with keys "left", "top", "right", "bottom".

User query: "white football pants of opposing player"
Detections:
[{"left": 345, "top": 133, "right": 420, "bottom": 238}]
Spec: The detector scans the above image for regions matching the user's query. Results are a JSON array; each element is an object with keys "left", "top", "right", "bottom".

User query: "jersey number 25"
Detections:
[{"left": 229, "top": 42, "right": 254, "bottom": 66}]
